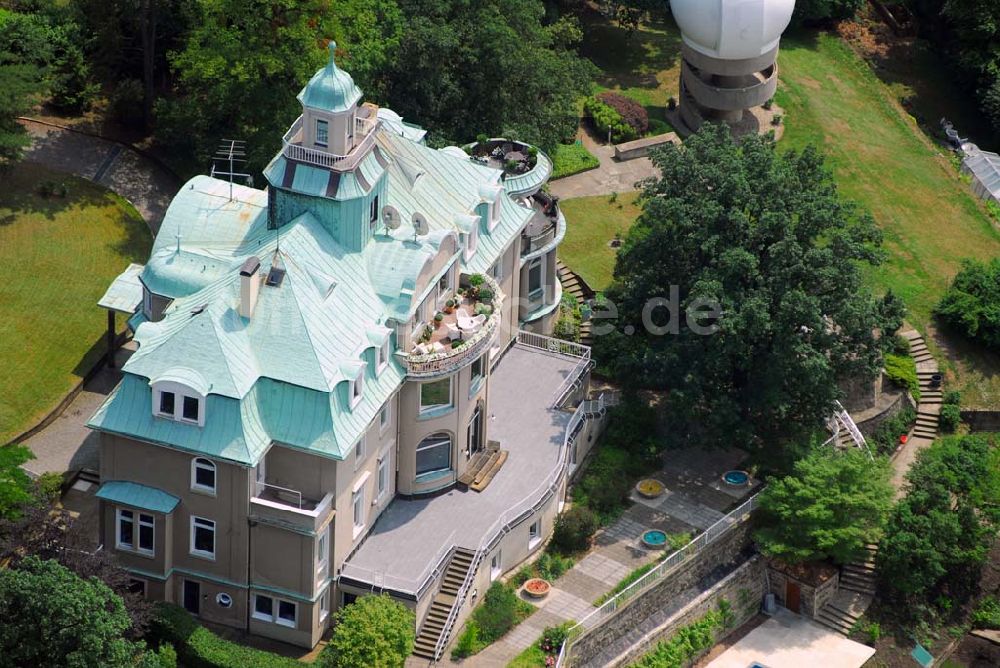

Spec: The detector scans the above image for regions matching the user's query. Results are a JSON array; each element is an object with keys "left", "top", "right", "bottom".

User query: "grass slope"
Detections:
[
  {"left": 559, "top": 192, "right": 642, "bottom": 292},
  {"left": 0, "top": 163, "right": 150, "bottom": 444}
]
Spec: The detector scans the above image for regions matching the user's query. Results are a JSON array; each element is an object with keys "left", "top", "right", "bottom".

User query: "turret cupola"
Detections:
[{"left": 296, "top": 42, "right": 365, "bottom": 157}]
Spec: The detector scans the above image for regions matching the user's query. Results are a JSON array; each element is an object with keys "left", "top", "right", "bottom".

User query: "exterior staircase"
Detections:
[
  {"left": 557, "top": 259, "right": 594, "bottom": 345},
  {"left": 412, "top": 548, "right": 476, "bottom": 659},
  {"left": 815, "top": 544, "right": 877, "bottom": 635}
]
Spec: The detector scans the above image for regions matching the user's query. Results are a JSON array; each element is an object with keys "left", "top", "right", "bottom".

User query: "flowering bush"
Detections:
[
  {"left": 596, "top": 92, "right": 649, "bottom": 135},
  {"left": 584, "top": 97, "right": 637, "bottom": 143}
]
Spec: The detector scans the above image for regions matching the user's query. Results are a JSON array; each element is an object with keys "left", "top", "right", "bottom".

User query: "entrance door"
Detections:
[
  {"left": 183, "top": 580, "right": 201, "bottom": 615},
  {"left": 467, "top": 405, "right": 484, "bottom": 457},
  {"left": 785, "top": 581, "right": 801, "bottom": 614}
]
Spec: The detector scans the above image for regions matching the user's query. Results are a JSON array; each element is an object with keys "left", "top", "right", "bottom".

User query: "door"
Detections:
[
  {"left": 785, "top": 581, "right": 801, "bottom": 614},
  {"left": 183, "top": 579, "right": 201, "bottom": 615},
  {"left": 467, "top": 405, "right": 484, "bottom": 457}
]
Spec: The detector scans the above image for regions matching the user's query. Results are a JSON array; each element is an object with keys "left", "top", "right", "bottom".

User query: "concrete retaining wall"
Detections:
[
  {"left": 766, "top": 565, "right": 839, "bottom": 619},
  {"left": 613, "top": 133, "right": 679, "bottom": 161},
  {"left": 570, "top": 520, "right": 757, "bottom": 666}
]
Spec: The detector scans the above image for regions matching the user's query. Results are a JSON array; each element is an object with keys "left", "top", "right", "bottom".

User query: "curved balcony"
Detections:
[
  {"left": 681, "top": 60, "right": 778, "bottom": 112},
  {"left": 466, "top": 138, "right": 552, "bottom": 198},
  {"left": 281, "top": 107, "right": 379, "bottom": 172},
  {"left": 404, "top": 274, "right": 505, "bottom": 379},
  {"left": 521, "top": 194, "right": 566, "bottom": 264}
]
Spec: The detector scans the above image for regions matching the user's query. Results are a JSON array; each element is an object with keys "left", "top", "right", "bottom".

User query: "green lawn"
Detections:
[
  {"left": 0, "top": 163, "right": 150, "bottom": 444},
  {"left": 776, "top": 33, "right": 1000, "bottom": 406},
  {"left": 551, "top": 142, "right": 600, "bottom": 179},
  {"left": 559, "top": 192, "right": 642, "bottom": 292}
]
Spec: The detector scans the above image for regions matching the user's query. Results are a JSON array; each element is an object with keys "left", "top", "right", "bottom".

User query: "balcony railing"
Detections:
[
  {"left": 250, "top": 483, "right": 334, "bottom": 534},
  {"left": 281, "top": 112, "right": 379, "bottom": 172},
  {"left": 404, "top": 274, "right": 505, "bottom": 379}
]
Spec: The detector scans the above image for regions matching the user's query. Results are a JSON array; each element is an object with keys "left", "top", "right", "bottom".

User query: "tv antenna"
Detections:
[{"left": 211, "top": 139, "right": 252, "bottom": 201}]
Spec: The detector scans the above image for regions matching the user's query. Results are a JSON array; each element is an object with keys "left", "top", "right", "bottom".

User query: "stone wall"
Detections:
[
  {"left": 961, "top": 410, "right": 1000, "bottom": 433},
  {"left": 766, "top": 564, "right": 839, "bottom": 619},
  {"left": 838, "top": 372, "right": 880, "bottom": 414},
  {"left": 612, "top": 556, "right": 766, "bottom": 667},
  {"left": 855, "top": 388, "right": 911, "bottom": 438},
  {"left": 570, "top": 520, "right": 756, "bottom": 666}
]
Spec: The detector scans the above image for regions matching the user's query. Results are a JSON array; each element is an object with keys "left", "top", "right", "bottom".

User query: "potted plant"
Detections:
[
  {"left": 523, "top": 578, "right": 551, "bottom": 599},
  {"left": 478, "top": 287, "right": 494, "bottom": 304},
  {"left": 434, "top": 312, "right": 445, "bottom": 328},
  {"left": 420, "top": 326, "right": 433, "bottom": 343}
]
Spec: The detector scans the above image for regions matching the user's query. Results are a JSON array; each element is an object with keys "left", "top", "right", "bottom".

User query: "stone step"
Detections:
[
  {"left": 843, "top": 563, "right": 877, "bottom": 576},
  {"left": 470, "top": 449, "right": 508, "bottom": 492},
  {"left": 815, "top": 610, "right": 855, "bottom": 635}
]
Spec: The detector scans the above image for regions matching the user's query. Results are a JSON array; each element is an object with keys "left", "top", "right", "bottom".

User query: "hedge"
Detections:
[
  {"left": 596, "top": 92, "right": 649, "bottom": 135},
  {"left": 149, "top": 603, "right": 301, "bottom": 668},
  {"left": 884, "top": 352, "right": 920, "bottom": 401},
  {"left": 584, "top": 97, "right": 637, "bottom": 143}
]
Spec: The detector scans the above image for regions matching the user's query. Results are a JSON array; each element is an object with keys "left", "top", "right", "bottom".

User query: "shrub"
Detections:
[
  {"left": 972, "top": 596, "right": 1000, "bottom": 630},
  {"left": 451, "top": 621, "right": 480, "bottom": 660},
  {"left": 595, "top": 92, "right": 649, "bottom": 134},
  {"left": 890, "top": 334, "right": 911, "bottom": 356},
  {"left": 631, "top": 605, "right": 726, "bottom": 668},
  {"left": 939, "top": 404, "right": 961, "bottom": 433},
  {"left": 551, "top": 506, "right": 598, "bottom": 554},
  {"left": 943, "top": 390, "right": 962, "bottom": 406},
  {"left": 474, "top": 583, "right": 522, "bottom": 642},
  {"left": 936, "top": 258, "right": 1000, "bottom": 350},
  {"left": 584, "top": 97, "right": 637, "bottom": 143},
  {"left": 872, "top": 405, "right": 916, "bottom": 455},
  {"left": 539, "top": 624, "right": 571, "bottom": 654},
  {"left": 535, "top": 551, "right": 574, "bottom": 581},
  {"left": 572, "top": 446, "right": 633, "bottom": 521},
  {"left": 150, "top": 603, "right": 301, "bottom": 668},
  {"left": 322, "top": 595, "right": 414, "bottom": 668},
  {"left": 884, "top": 352, "right": 920, "bottom": 401}
]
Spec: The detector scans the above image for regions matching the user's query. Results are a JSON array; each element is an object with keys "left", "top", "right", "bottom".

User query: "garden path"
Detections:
[
  {"left": 547, "top": 128, "right": 660, "bottom": 199},
  {"left": 889, "top": 329, "right": 942, "bottom": 495},
  {"left": 18, "top": 117, "right": 179, "bottom": 234}
]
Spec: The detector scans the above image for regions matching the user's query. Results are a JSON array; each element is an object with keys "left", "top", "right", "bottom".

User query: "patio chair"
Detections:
[
  {"left": 445, "top": 321, "right": 463, "bottom": 342},
  {"left": 457, "top": 309, "right": 486, "bottom": 333},
  {"left": 413, "top": 343, "right": 430, "bottom": 355}
]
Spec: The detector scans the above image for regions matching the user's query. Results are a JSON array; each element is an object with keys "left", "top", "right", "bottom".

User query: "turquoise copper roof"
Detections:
[
  {"left": 96, "top": 480, "right": 180, "bottom": 514},
  {"left": 297, "top": 42, "right": 362, "bottom": 113},
  {"left": 98, "top": 263, "right": 145, "bottom": 314}
]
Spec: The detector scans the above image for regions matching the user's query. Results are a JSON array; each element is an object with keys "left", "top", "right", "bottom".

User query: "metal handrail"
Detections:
[
  {"left": 556, "top": 491, "right": 761, "bottom": 666},
  {"left": 281, "top": 114, "right": 379, "bottom": 171},
  {"left": 339, "top": 529, "right": 457, "bottom": 598}
]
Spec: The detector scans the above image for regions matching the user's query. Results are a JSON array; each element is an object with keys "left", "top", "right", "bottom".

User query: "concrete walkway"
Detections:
[
  {"left": 548, "top": 129, "right": 661, "bottom": 200},
  {"left": 415, "top": 447, "right": 755, "bottom": 667},
  {"left": 19, "top": 118, "right": 179, "bottom": 234}
]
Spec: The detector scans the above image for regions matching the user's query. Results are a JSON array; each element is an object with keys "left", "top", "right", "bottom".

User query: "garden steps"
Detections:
[
  {"left": 815, "top": 590, "right": 873, "bottom": 635},
  {"left": 457, "top": 440, "right": 501, "bottom": 490},
  {"left": 470, "top": 449, "right": 509, "bottom": 492},
  {"left": 556, "top": 258, "right": 595, "bottom": 345},
  {"left": 413, "top": 549, "right": 476, "bottom": 659}
]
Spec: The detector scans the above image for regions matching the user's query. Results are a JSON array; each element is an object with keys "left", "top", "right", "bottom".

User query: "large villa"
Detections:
[{"left": 87, "top": 44, "right": 610, "bottom": 659}]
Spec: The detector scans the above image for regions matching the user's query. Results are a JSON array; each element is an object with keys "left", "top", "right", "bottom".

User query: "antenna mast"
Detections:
[{"left": 211, "top": 139, "right": 252, "bottom": 202}]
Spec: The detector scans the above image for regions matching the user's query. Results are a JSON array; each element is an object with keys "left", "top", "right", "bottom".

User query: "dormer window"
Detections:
[
  {"left": 159, "top": 391, "right": 176, "bottom": 416},
  {"left": 351, "top": 369, "right": 364, "bottom": 408},
  {"left": 151, "top": 372, "right": 208, "bottom": 427},
  {"left": 377, "top": 340, "right": 389, "bottom": 373},
  {"left": 316, "top": 119, "right": 329, "bottom": 147},
  {"left": 463, "top": 227, "right": 478, "bottom": 261},
  {"left": 183, "top": 396, "right": 200, "bottom": 422}
]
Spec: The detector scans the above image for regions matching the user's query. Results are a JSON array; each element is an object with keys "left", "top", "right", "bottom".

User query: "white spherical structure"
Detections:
[{"left": 670, "top": 0, "right": 795, "bottom": 60}]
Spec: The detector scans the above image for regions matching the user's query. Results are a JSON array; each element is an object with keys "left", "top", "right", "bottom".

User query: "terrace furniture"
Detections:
[
  {"left": 456, "top": 309, "right": 486, "bottom": 334},
  {"left": 445, "top": 321, "right": 463, "bottom": 342}
]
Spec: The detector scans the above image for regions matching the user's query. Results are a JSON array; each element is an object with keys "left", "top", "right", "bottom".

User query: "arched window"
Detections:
[
  {"left": 191, "top": 457, "right": 216, "bottom": 494},
  {"left": 416, "top": 432, "right": 452, "bottom": 477}
]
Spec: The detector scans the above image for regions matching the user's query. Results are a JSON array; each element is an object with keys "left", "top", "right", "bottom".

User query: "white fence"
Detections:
[
  {"left": 515, "top": 330, "right": 593, "bottom": 407},
  {"left": 556, "top": 492, "right": 761, "bottom": 667}
]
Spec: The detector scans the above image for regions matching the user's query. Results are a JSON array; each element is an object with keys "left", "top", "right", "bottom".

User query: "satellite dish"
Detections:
[
  {"left": 382, "top": 205, "right": 401, "bottom": 233},
  {"left": 412, "top": 212, "right": 429, "bottom": 238}
]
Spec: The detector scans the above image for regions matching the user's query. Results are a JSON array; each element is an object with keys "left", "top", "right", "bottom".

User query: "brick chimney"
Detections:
[{"left": 239, "top": 257, "right": 261, "bottom": 319}]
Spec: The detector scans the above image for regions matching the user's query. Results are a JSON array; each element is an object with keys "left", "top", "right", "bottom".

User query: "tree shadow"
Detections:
[
  {"left": 579, "top": 10, "right": 683, "bottom": 93},
  {"left": 0, "top": 162, "right": 113, "bottom": 225}
]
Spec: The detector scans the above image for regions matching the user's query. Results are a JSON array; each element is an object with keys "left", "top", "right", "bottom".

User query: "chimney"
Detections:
[{"left": 239, "top": 257, "right": 261, "bottom": 319}]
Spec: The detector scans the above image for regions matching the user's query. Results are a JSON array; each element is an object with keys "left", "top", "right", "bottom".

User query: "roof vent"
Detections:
[
  {"left": 266, "top": 254, "right": 286, "bottom": 288},
  {"left": 190, "top": 304, "right": 207, "bottom": 316}
]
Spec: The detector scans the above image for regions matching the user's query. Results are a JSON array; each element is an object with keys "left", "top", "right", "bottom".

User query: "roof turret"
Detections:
[{"left": 297, "top": 41, "right": 363, "bottom": 113}]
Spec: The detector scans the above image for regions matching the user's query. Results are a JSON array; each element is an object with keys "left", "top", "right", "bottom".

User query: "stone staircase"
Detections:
[
  {"left": 815, "top": 544, "right": 878, "bottom": 635},
  {"left": 557, "top": 259, "right": 594, "bottom": 345},
  {"left": 412, "top": 547, "right": 476, "bottom": 659}
]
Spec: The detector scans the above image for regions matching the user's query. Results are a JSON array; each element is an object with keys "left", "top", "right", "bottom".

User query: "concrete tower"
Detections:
[{"left": 669, "top": 0, "right": 795, "bottom": 136}]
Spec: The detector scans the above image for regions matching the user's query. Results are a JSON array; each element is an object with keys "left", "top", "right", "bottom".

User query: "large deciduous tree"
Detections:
[
  {"left": 320, "top": 594, "right": 414, "bottom": 668},
  {"left": 596, "top": 125, "right": 903, "bottom": 466},
  {"left": 0, "top": 56, "right": 42, "bottom": 166},
  {"left": 755, "top": 448, "right": 893, "bottom": 564},
  {"left": 0, "top": 556, "right": 150, "bottom": 667}
]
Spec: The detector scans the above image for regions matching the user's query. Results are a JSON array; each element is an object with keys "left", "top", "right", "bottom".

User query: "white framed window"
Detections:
[
  {"left": 316, "top": 527, "right": 329, "bottom": 580},
  {"left": 316, "top": 119, "right": 329, "bottom": 147},
  {"left": 377, "top": 339, "right": 389, "bottom": 373},
  {"left": 152, "top": 383, "right": 205, "bottom": 427},
  {"left": 529, "top": 520, "right": 541, "bottom": 549},
  {"left": 369, "top": 194, "right": 380, "bottom": 234},
  {"left": 438, "top": 266, "right": 453, "bottom": 297},
  {"left": 190, "top": 516, "right": 216, "bottom": 560},
  {"left": 253, "top": 594, "right": 274, "bottom": 622},
  {"left": 277, "top": 599, "right": 297, "bottom": 628},
  {"left": 157, "top": 390, "right": 176, "bottom": 417},
  {"left": 377, "top": 455, "right": 389, "bottom": 499},
  {"left": 470, "top": 355, "right": 485, "bottom": 390},
  {"left": 463, "top": 227, "right": 479, "bottom": 260},
  {"left": 350, "top": 369, "right": 364, "bottom": 409},
  {"left": 116, "top": 509, "right": 154, "bottom": 556},
  {"left": 320, "top": 588, "right": 330, "bottom": 622},
  {"left": 416, "top": 433, "right": 452, "bottom": 477},
  {"left": 128, "top": 578, "right": 147, "bottom": 597},
  {"left": 419, "top": 377, "right": 453, "bottom": 414},
  {"left": 490, "top": 551, "right": 502, "bottom": 581},
  {"left": 181, "top": 395, "right": 200, "bottom": 423},
  {"left": 528, "top": 257, "right": 543, "bottom": 299},
  {"left": 354, "top": 438, "right": 365, "bottom": 469},
  {"left": 352, "top": 490, "right": 364, "bottom": 530},
  {"left": 191, "top": 457, "right": 216, "bottom": 495},
  {"left": 379, "top": 401, "right": 391, "bottom": 433}
]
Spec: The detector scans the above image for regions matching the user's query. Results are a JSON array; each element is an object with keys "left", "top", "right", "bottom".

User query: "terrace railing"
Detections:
[
  {"left": 338, "top": 529, "right": 457, "bottom": 600},
  {"left": 556, "top": 491, "right": 762, "bottom": 667},
  {"left": 516, "top": 331, "right": 593, "bottom": 408},
  {"left": 281, "top": 114, "right": 379, "bottom": 171}
]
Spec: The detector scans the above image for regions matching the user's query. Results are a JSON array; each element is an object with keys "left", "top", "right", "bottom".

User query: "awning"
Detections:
[
  {"left": 95, "top": 480, "right": 180, "bottom": 514},
  {"left": 97, "top": 263, "right": 145, "bottom": 314}
]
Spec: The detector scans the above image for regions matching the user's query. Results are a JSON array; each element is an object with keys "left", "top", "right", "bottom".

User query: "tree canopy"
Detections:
[
  {"left": 755, "top": 448, "right": 893, "bottom": 564},
  {"left": 0, "top": 444, "right": 36, "bottom": 518},
  {"left": 595, "top": 125, "right": 903, "bottom": 465},
  {"left": 320, "top": 594, "right": 414, "bottom": 668},
  {"left": 0, "top": 556, "right": 150, "bottom": 667},
  {"left": 935, "top": 257, "right": 1000, "bottom": 350}
]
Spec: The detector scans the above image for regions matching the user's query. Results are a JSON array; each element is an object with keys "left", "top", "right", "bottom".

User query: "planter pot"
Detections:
[
  {"left": 642, "top": 530, "right": 668, "bottom": 550},
  {"left": 636, "top": 479, "right": 665, "bottom": 499},
  {"left": 523, "top": 578, "right": 551, "bottom": 599}
]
